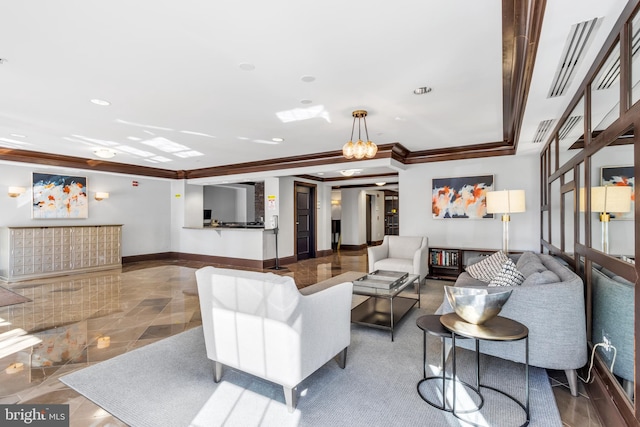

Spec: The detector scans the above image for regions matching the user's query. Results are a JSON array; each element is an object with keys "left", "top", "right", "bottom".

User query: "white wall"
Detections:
[
  {"left": 400, "top": 154, "right": 540, "bottom": 252},
  {"left": 0, "top": 162, "right": 172, "bottom": 257}
]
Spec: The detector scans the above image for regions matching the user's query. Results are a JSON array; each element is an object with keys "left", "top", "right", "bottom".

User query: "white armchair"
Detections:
[
  {"left": 367, "top": 235, "right": 429, "bottom": 286},
  {"left": 195, "top": 266, "right": 353, "bottom": 412}
]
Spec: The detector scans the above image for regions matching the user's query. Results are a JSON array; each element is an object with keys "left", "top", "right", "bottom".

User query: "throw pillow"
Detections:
[
  {"left": 516, "top": 252, "right": 548, "bottom": 278},
  {"left": 465, "top": 251, "right": 509, "bottom": 282},
  {"left": 489, "top": 258, "right": 526, "bottom": 287}
]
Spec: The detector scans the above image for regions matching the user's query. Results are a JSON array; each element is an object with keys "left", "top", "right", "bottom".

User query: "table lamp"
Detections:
[
  {"left": 486, "top": 189, "right": 526, "bottom": 253},
  {"left": 589, "top": 186, "right": 632, "bottom": 254}
]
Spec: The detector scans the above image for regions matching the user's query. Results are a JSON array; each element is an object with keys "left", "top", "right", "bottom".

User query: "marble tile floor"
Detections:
[{"left": 0, "top": 249, "right": 603, "bottom": 426}]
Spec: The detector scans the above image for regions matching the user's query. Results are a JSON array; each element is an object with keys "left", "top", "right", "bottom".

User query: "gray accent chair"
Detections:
[
  {"left": 437, "top": 252, "right": 588, "bottom": 397},
  {"left": 367, "top": 235, "right": 428, "bottom": 287}
]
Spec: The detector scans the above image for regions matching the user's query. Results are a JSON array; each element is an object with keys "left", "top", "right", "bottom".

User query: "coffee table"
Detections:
[{"left": 350, "top": 271, "right": 420, "bottom": 341}]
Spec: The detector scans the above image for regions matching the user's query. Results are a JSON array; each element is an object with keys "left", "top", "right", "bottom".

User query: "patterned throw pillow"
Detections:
[
  {"left": 465, "top": 251, "right": 509, "bottom": 282},
  {"left": 489, "top": 258, "right": 526, "bottom": 287}
]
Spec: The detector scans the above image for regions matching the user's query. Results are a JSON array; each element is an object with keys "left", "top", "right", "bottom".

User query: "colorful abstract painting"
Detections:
[
  {"left": 32, "top": 173, "right": 88, "bottom": 219},
  {"left": 601, "top": 166, "right": 634, "bottom": 221},
  {"left": 432, "top": 175, "right": 494, "bottom": 219}
]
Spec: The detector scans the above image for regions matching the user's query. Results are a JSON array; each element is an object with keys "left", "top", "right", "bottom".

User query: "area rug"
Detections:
[
  {"left": 61, "top": 310, "right": 561, "bottom": 427},
  {"left": 0, "top": 286, "right": 31, "bottom": 308}
]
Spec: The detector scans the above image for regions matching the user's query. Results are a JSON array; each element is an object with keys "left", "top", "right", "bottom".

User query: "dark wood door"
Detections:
[{"left": 295, "top": 184, "right": 315, "bottom": 260}]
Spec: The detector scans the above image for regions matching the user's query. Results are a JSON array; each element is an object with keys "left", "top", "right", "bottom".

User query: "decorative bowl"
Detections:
[{"left": 444, "top": 286, "right": 512, "bottom": 325}]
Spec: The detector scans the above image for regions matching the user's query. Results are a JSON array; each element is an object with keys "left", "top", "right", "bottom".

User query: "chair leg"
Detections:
[
  {"left": 214, "top": 361, "right": 222, "bottom": 383},
  {"left": 335, "top": 347, "right": 348, "bottom": 369},
  {"left": 565, "top": 369, "right": 579, "bottom": 397},
  {"left": 284, "top": 386, "right": 297, "bottom": 413}
]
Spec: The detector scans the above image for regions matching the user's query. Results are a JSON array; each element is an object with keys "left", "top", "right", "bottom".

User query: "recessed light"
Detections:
[
  {"left": 413, "top": 87, "right": 432, "bottom": 95},
  {"left": 375, "top": 182, "right": 386, "bottom": 186},
  {"left": 239, "top": 63, "right": 255, "bottom": 71},
  {"left": 317, "top": 172, "right": 324, "bottom": 176},
  {"left": 300, "top": 99, "right": 313, "bottom": 104},
  {"left": 93, "top": 148, "right": 116, "bottom": 159},
  {"left": 10, "top": 133, "right": 26, "bottom": 138},
  {"left": 90, "top": 99, "right": 111, "bottom": 106},
  {"left": 301, "top": 75, "right": 316, "bottom": 83},
  {"left": 272, "top": 137, "right": 284, "bottom": 142}
]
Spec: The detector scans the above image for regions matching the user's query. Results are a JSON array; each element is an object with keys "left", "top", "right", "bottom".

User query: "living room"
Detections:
[{"left": 0, "top": 1, "right": 638, "bottom": 426}]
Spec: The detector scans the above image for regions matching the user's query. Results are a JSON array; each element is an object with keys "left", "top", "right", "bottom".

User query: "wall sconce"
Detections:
[
  {"left": 95, "top": 192, "right": 110, "bottom": 201},
  {"left": 331, "top": 199, "right": 341, "bottom": 206},
  {"left": 8, "top": 186, "right": 26, "bottom": 198},
  {"left": 486, "top": 189, "right": 526, "bottom": 253}
]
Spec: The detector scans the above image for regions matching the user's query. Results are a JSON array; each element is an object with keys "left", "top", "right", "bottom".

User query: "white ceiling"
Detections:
[{"left": 0, "top": 0, "right": 631, "bottom": 185}]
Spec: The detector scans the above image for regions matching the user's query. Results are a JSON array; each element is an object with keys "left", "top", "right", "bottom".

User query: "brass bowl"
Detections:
[{"left": 445, "top": 286, "right": 512, "bottom": 325}]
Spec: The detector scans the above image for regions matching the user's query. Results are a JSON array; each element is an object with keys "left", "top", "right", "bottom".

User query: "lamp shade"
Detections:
[
  {"left": 485, "top": 190, "right": 526, "bottom": 214},
  {"left": 591, "top": 186, "right": 631, "bottom": 213}
]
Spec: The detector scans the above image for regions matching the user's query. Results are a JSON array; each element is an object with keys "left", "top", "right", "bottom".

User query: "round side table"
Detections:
[
  {"left": 415, "top": 315, "right": 483, "bottom": 413},
  {"left": 440, "top": 312, "right": 530, "bottom": 427}
]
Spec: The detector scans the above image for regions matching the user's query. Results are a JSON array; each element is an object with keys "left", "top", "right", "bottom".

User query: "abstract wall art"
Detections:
[
  {"left": 432, "top": 175, "right": 494, "bottom": 219},
  {"left": 32, "top": 173, "right": 88, "bottom": 219},
  {"left": 601, "top": 165, "right": 634, "bottom": 221}
]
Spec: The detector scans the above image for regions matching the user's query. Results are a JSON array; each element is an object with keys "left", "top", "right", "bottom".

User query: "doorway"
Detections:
[
  {"left": 295, "top": 183, "right": 316, "bottom": 260},
  {"left": 366, "top": 194, "right": 374, "bottom": 245}
]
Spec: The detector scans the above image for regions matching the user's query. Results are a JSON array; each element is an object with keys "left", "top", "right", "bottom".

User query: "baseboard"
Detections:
[{"left": 339, "top": 244, "right": 368, "bottom": 250}]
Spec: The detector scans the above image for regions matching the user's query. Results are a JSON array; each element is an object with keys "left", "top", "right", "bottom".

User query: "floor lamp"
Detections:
[
  {"left": 486, "top": 189, "right": 526, "bottom": 254},
  {"left": 590, "top": 186, "right": 631, "bottom": 254}
]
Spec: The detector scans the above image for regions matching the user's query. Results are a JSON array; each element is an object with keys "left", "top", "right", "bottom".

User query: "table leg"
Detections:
[
  {"left": 390, "top": 296, "right": 394, "bottom": 342},
  {"left": 452, "top": 333, "right": 457, "bottom": 414}
]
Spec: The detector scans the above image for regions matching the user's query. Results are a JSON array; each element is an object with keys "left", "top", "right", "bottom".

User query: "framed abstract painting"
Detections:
[
  {"left": 432, "top": 174, "right": 494, "bottom": 219},
  {"left": 601, "top": 165, "right": 634, "bottom": 221},
  {"left": 32, "top": 173, "right": 88, "bottom": 219}
]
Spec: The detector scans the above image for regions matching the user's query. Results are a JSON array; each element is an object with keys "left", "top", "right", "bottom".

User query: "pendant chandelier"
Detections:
[{"left": 342, "top": 110, "right": 377, "bottom": 159}]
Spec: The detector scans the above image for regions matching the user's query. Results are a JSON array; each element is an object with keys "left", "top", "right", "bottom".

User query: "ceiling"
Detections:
[{"left": 0, "top": 1, "right": 632, "bottom": 186}]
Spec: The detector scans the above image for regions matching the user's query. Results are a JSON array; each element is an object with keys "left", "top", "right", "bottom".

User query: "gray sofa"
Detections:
[
  {"left": 437, "top": 252, "right": 588, "bottom": 397},
  {"left": 592, "top": 265, "right": 634, "bottom": 398}
]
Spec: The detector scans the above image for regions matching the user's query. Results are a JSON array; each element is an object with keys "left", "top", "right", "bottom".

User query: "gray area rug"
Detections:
[{"left": 61, "top": 309, "right": 561, "bottom": 427}]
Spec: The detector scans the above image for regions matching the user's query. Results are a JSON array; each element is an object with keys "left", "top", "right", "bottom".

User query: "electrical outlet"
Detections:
[{"left": 603, "top": 335, "right": 612, "bottom": 352}]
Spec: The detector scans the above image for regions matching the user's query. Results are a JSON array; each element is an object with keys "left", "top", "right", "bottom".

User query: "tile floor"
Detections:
[{"left": 0, "top": 249, "right": 604, "bottom": 426}]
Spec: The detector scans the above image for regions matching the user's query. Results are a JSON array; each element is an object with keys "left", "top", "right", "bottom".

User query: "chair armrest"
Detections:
[
  {"left": 413, "top": 244, "right": 429, "bottom": 281},
  {"left": 299, "top": 281, "right": 353, "bottom": 372},
  {"left": 367, "top": 245, "right": 388, "bottom": 272}
]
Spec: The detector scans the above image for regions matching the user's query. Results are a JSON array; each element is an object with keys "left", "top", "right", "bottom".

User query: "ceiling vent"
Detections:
[
  {"left": 532, "top": 119, "right": 556, "bottom": 143},
  {"left": 558, "top": 116, "right": 583, "bottom": 140},
  {"left": 594, "top": 23, "right": 640, "bottom": 90},
  {"left": 548, "top": 18, "right": 599, "bottom": 98}
]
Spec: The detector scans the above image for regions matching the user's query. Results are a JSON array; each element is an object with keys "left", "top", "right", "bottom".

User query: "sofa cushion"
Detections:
[
  {"left": 489, "top": 258, "right": 525, "bottom": 287},
  {"left": 521, "top": 270, "right": 561, "bottom": 286},
  {"left": 516, "top": 252, "right": 547, "bottom": 277},
  {"left": 465, "top": 251, "right": 508, "bottom": 282}
]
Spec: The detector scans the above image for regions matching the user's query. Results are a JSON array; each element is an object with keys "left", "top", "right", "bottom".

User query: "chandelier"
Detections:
[{"left": 342, "top": 110, "right": 377, "bottom": 159}]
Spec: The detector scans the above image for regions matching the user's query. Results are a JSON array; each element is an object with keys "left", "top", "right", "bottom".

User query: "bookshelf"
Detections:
[
  {"left": 428, "top": 248, "right": 462, "bottom": 279},
  {"left": 427, "top": 247, "right": 524, "bottom": 280}
]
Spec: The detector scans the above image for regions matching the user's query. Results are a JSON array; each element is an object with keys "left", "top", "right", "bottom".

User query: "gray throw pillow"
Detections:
[
  {"left": 489, "top": 258, "right": 526, "bottom": 287},
  {"left": 465, "top": 251, "right": 508, "bottom": 282},
  {"left": 516, "top": 252, "right": 547, "bottom": 278}
]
